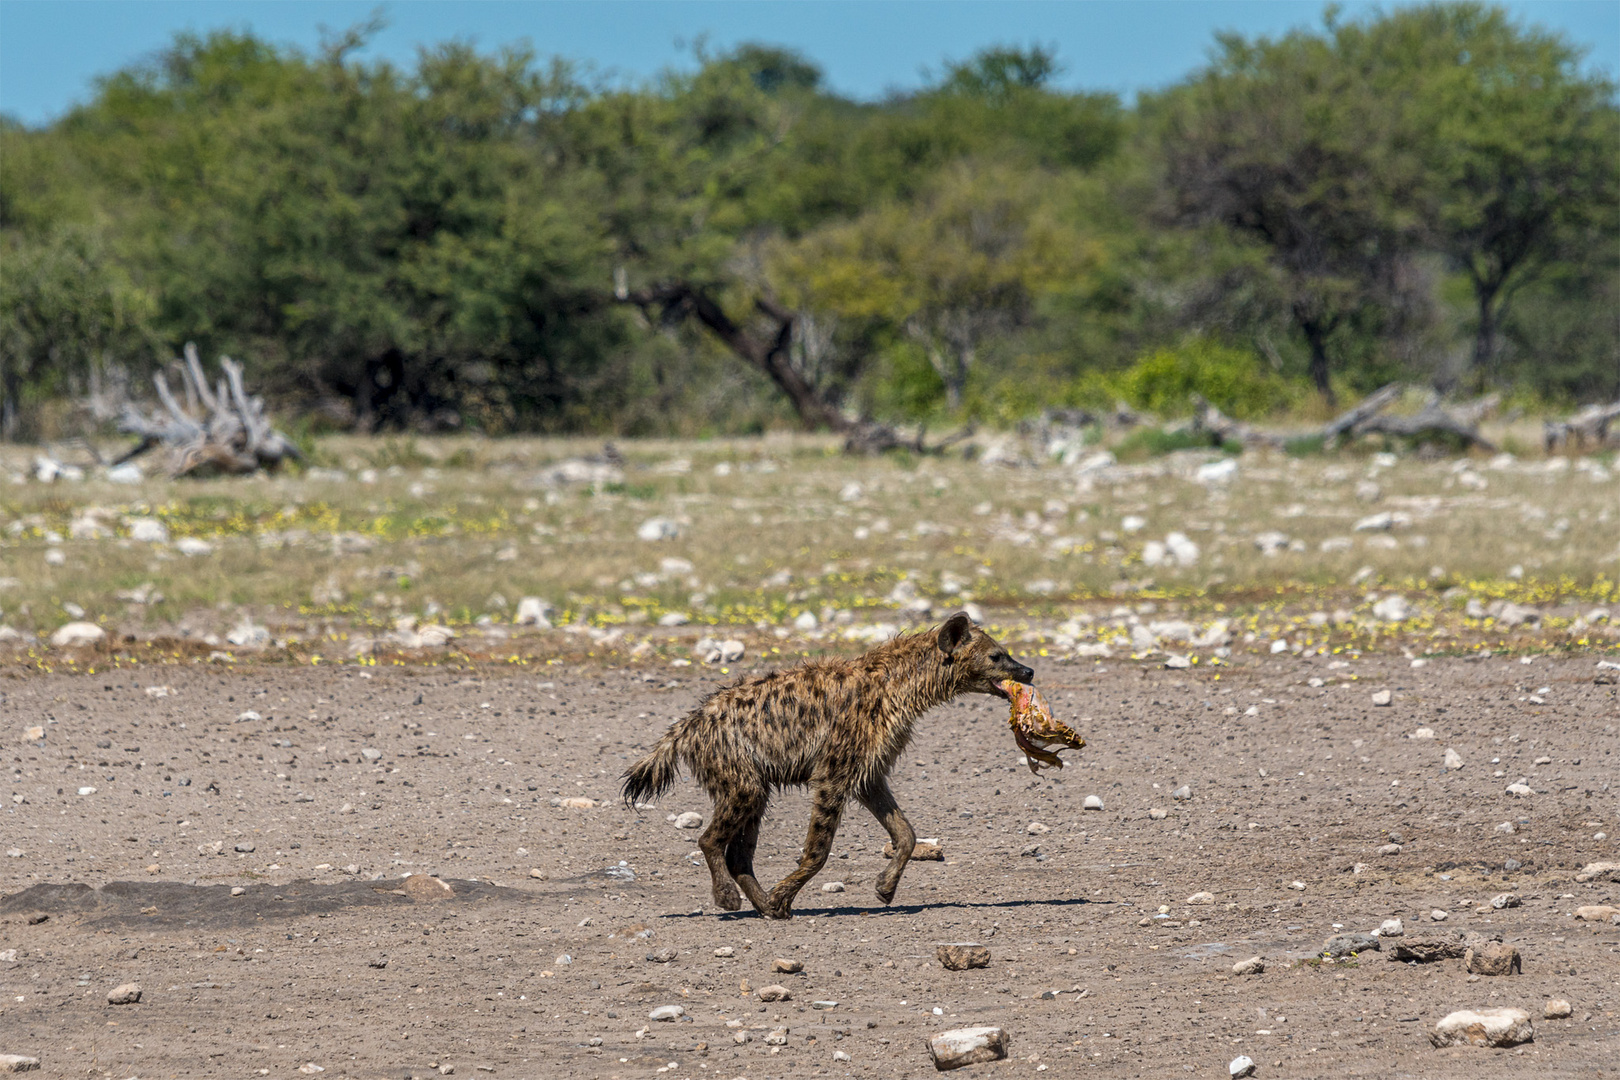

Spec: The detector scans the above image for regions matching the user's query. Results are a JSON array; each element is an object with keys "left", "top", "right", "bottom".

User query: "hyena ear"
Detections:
[{"left": 937, "top": 612, "right": 973, "bottom": 657}]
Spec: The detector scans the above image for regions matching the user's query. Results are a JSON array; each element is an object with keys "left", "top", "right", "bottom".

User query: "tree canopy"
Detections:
[{"left": 2, "top": 4, "right": 1614, "bottom": 440}]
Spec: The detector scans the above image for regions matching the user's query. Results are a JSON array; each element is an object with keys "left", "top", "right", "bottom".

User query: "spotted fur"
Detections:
[{"left": 621, "top": 612, "right": 1034, "bottom": 919}]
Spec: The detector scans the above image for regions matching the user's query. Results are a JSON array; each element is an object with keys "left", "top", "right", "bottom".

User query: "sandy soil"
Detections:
[{"left": 2, "top": 651, "right": 1618, "bottom": 1079}]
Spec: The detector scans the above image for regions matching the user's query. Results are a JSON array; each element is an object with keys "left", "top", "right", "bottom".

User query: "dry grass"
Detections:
[{"left": 1, "top": 428, "right": 1616, "bottom": 668}]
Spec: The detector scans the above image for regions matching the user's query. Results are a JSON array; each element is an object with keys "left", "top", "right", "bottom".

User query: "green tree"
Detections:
[
  {"left": 1152, "top": 20, "right": 1423, "bottom": 404},
  {"left": 1354, "top": 3, "right": 1618, "bottom": 383}
]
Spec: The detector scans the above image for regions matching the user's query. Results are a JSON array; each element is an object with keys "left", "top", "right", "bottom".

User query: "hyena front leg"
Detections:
[
  {"left": 858, "top": 777, "right": 915, "bottom": 905},
  {"left": 763, "top": 783, "right": 845, "bottom": 920}
]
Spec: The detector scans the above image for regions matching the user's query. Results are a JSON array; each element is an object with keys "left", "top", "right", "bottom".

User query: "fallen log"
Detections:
[
  {"left": 1350, "top": 392, "right": 1499, "bottom": 452},
  {"left": 1189, "top": 395, "right": 1285, "bottom": 449},
  {"left": 1544, "top": 400, "right": 1620, "bottom": 452},
  {"left": 1321, "top": 384, "right": 1403, "bottom": 448},
  {"left": 113, "top": 343, "right": 301, "bottom": 476}
]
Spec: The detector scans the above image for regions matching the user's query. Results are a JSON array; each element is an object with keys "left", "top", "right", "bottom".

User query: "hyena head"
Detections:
[{"left": 936, "top": 612, "right": 1034, "bottom": 698}]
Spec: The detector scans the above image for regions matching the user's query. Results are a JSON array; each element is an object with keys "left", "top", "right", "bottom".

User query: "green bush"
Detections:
[
  {"left": 1114, "top": 425, "right": 1241, "bottom": 460},
  {"left": 1114, "top": 339, "right": 1299, "bottom": 420}
]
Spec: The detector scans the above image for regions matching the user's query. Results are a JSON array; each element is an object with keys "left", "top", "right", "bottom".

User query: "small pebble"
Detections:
[
  {"left": 1376, "top": 918, "right": 1404, "bottom": 938},
  {"left": 772, "top": 958, "right": 803, "bottom": 974},
  {"left": 1148, "top": 807, "right": 1167, "bottom": 820},
  {"left": 673, "top": 811, "right": 703, "bottom": 829},
  {"left": 1083, "top": 795, "right": 1104, "bottom": 811},
  {"left": 646, "top": 947, "right": 677, "bottom": 963},
  {"left": 1490, "top": 893, "right": 1520, "bottom": 910},
  {"left": 1171, "top": 785, "right": 1191, "bottom": 801},
  {"left": 713, "top": 947, "right": 735, "bottom": 958},
  {"left": 1430, "top": 909, "right": 1449, "bottom": 921},
  {"left": 821, "top": 881, "right": 845, "bottom": 893},
  {"left": 757, "top": 985, "right": 791, "bottom": 1002},
  {"left": 648, "top": 1005, "right": 685, "bottom": 1022},
  {"left": 1371, "top": 689, "right": 1392, "bottom": 706},
  {"left": 832, "top": 1049, "right": 852, "bottom": 1063},
  {"left": 1544, "top": 1000, "right": 1572, "bottom": 1019},
  {"left": 230, "top": 886, "right": 245, "bottom": 896},
  {"left": 1026, "top": 821, "right": 1050, "bottom": 835},
  {"left": 1231, "top": 956, "right": 1264, "bottom": 976},
  {"left": 1230, "top": 1055, "right": 1256, "bottom": 1078}
]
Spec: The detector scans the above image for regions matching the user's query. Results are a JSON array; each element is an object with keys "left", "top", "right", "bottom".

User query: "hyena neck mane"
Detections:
[{"left": 862, "top": 630, "right": 965, "bottom": 722}]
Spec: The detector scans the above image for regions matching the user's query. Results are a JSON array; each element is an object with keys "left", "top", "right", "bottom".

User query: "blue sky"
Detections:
[{"left": 1, "top": 1, "right": 1615, "bottom": 126}]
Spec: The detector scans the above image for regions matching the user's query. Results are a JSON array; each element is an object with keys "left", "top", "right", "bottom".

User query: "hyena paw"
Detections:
[
  {"left": 713, "top": 883, "right": 742, "bottom": 911},
  {"left": 875, "top": 884, "right": 897, "bottom": 905},
  {"left": 762, "top": 895, "right": 795, "bottom": 920}
]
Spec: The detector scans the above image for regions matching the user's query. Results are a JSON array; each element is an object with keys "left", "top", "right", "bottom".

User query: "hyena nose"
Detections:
[{"left": 1014, "top": 663, "right": 1035, "bottom": 683}]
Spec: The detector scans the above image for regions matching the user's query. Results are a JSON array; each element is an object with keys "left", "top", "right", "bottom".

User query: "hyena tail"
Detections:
[{"left": 621, "top": 727, "right": 683, "bottom": 808}]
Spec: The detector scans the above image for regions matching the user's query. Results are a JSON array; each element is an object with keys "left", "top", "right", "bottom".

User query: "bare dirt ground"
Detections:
[{"left": 3, "top": 650, "right": 1618, "bottom": 1079}]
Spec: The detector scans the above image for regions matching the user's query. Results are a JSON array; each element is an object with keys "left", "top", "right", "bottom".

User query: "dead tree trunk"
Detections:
[
  {"left": 617, "top": 281, "right": 969, "bottom": 454},
  {"left": 113, "top": 343, "right": 301, "bottom": 476}
]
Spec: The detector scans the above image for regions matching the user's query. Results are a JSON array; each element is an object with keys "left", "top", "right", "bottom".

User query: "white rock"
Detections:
[
  {"left": 1375, "top": 918, "right": 1404, "bottom": 938},
  {"left": 1371, "top": 689, "right": 1393, "bottom": 706},
  {"left": 793, "top": 611, "right": 818, "bottom": 631},
  {"left": 49, "top": 622, "right": 105, "bottom": 648},
  {"left": 1505, "top": 782, "right": 1533, "bottom": 797},
  {"left": 107, "top": 982, "right": 142, "bottom": 1005},
  {"left": 0, "top": 1053, "right": 42, "bottom": 1072},
  {"left": 1171, "top": 785, "right": 1191, "bottom": 801},
  {"left": 637, "top": 517, "right": 680, "bottom": 541},
  {"left": 1230, "top": 1055, "right": 1256, "bottom": 1078},
  {"left": 1120, "top": 515, "right": 1146, "bottom": 534},
  {"left": 1195, "top": 459, "right": 1239, "bottom": 485},
  {"left": 1253, "top": 530, "right": 1291, "bottom": 556},
  {"left": 832, "top": 1049, "right": 852, "bottom": 1063},
  {"left": 1440, "top": 746, "right": 1465, "bottom": 770},
  {"left": 927, "top": 1026, "right": 1009, "bottom": 1070},
  {"left": 1269, "top": 639, "right": 1289, "bottom": 654},
  {"left": 713, "top": 947, "right": 734, "bottom": 958},
  {"left": 361, "top": 748, "right": 382, "bottom": 761},
  {"left": 840, "top": 482, "right": 864, "bottom": 502},
  {"left": 226, "top": 620, "right": 270, "bottom": 648},
  {"left": 77, "top": 786, "right": 96, "bottom": 796},
  {"left": 1163, "top": 653, "right": 1191, "bottom": 669},
  {"left": 175, "top": 537, "right": 215, "bottom": 556},
  {"left": 1377, "top": 843, "right": 1402, "bottom": 856},
  {"left": 1187, "top": 891, "right": 1215, "bottom": 904},
  {"left": 1083, "top": 795, "right": 1104, "bottom": 811},
  {"left": 1354, "top": 511, "right": 1410, "bottom": 532},
  {"left": 1371, "top": 595, "right": 1410, "bottom": 622},
  {"left": 821, "top": 881, "right": 845, "bottom": 893},
  {"left": 657, "top": 612, "right": 690, "bottom": 626},
  {"left": 648, "top": 1005, "right": 685, "bottom": 1022},
  {"left": 673, "top": 811, "right": 703, "bottom": 829},
  {"left": 1490, "top": 893, "right": 1520, "bottom": 909},
  {"left": 1288, "top": 880, "right": 1306, "bottom": 891},
  {"left": 1430, "top": 909, "right": 1449, "bottom": 921},
  {"left": 1026, "top": 821, "right": 1050, "bottom": 835},
  {"left": 1429, "top": 1007, "right": 1533, "bottom": 1048},
  {"left": 105, "top": 462, "right": 143, "bottom": 484},
  {"left": 1165, "top": 532, "right": 1200, "bottom": 566},
  {"left": 1148, "top": 807, "right": 1168, "bottom": 820},
  {"left": 514, "top": 597, "right": 554, "bottom": 627},
  {"left": 43, "top": 549, "right": 65, "bottom": 566},
  {"left": 1543, "top": 1000, "right": 1572, "bottom": 1019},
  {"left": 1411, "top": 726, "right": 1435, "bottom": 739},
  {"left": 128, "top": 518, "right": 169, "bottom": 543},
  {"left": 1231, "top": 956, "right": 1264, "bottom": 976}
]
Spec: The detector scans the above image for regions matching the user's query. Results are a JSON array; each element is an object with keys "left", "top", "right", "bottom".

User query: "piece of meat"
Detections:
[{"left": 1002, "top": 679, "right": 1086, "bottom": 775}]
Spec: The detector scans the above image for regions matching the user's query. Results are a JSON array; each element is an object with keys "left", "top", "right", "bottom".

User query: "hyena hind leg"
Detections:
[
  {"left": 724, "top": 807, "right": 771, "bottom": 915},
  {"left": 697, "top": 802, "right": 749, "bottom": 911}
]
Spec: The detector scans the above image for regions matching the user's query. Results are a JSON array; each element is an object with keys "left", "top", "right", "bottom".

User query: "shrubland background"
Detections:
[{"left": 1, "top": 2, "right": 1616, "bottom": 443}]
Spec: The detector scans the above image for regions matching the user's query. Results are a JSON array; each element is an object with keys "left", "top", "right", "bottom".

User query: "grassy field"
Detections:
[{"left": 2, "top": 427, "right": 1617, "bottom": 669}]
